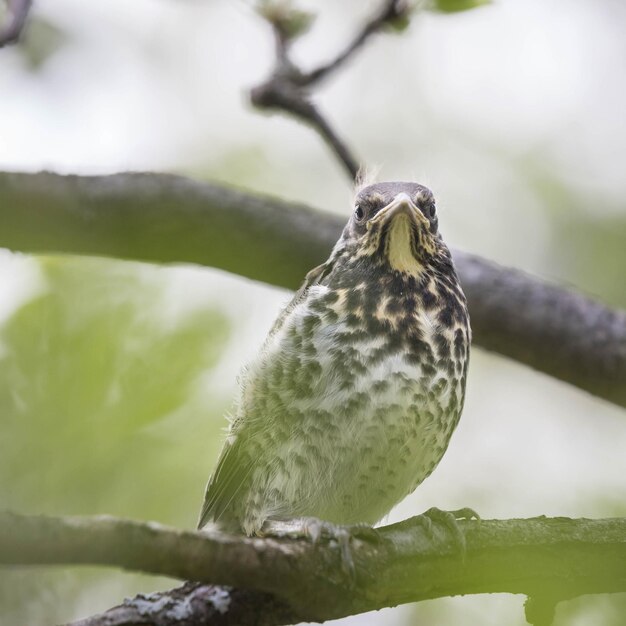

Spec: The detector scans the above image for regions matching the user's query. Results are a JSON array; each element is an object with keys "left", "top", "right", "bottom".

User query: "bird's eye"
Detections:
[
  {"left": 354, "top": 204, "right": 365, "bottom": 221},
  {"left": 427, "top": 202, "right": 436, "bottom": 219}
]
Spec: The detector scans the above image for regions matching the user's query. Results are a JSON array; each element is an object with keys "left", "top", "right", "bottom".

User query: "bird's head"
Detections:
[{"left": 340, "top": 182, "right": 442, "bottom": 276}]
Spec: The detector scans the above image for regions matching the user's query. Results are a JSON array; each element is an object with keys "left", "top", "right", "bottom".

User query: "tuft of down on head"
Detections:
[{"left": 353, "top": 165, "right": 382, "bottom": 194}]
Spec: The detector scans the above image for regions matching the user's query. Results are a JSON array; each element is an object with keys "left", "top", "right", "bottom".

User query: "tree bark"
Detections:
[
  {"left": 0, "top": 171, "right": 624, "bottom": 407},
  {"left": 0, "top": 511, "right": 625, "bottom": 625}
]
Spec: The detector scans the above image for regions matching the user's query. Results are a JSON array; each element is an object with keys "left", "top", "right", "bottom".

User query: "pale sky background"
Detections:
[{"left": 0, "top": 0, "right": 625, "bottom": 624}]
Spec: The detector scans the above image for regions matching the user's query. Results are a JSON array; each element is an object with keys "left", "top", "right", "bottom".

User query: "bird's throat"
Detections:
[{"left": 385, "top": 214, "right": 423, "bottom": 276}]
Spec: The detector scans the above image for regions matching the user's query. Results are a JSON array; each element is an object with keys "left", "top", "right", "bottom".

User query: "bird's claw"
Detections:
[
  {"left": 415, "top": 507, "right": 480, "bottom": 561},
  {"left": 261, "top": 517, "right": 380, "bottom": 583}
]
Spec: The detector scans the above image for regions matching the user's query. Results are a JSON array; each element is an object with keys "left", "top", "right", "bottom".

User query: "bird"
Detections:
[{"left": 198, "top": 181, "right": 471, "bottom": 543}]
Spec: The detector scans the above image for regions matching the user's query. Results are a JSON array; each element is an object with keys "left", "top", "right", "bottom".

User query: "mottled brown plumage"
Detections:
[{"left": 199, "top": 182, "right": 470, "bottom": 536}]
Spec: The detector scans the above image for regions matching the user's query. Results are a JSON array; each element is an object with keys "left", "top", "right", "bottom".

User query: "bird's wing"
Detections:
[
  {"left": 198, "top": 259, "right": 337, "bottom": 531},
  {"left": 266, "top": 260, "right": 335, "bottom": 339},
  {"left": 197, "top": 427, "right": 253, "bottom": 530}
]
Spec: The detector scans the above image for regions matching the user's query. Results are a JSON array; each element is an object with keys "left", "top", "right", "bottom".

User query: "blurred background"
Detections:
[{"left": 0, "top": 0, "right": 625, "bottom": 624}]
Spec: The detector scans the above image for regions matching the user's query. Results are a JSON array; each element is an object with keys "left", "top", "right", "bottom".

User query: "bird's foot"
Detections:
[
  {"left": 261, "top": 517, "right": 380, "bottom": 581},
  {"left": 415, "top": 507, "right": 480, "bottom": 561}
]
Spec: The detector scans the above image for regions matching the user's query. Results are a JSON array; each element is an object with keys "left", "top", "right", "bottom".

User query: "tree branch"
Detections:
[
  {"left": 0, "top": 0, "right": 32, "bottom": 47},
  {"left": 250, "top": 80, "right": 359, "bottom": 179},
  {"left": 0, "top": 170, "right": 624, "bottom": 408},
  {"left": 300, "top": 0, "right": 410, "bottom": 86},
  {"left": 2, "top": 6, "right": 621, "bottom": 626},
  {"left": 250, "top": 0, "right": 411, "bottom": 179},
  {"left": 1, "top": 511, "right": 625, "bottom": 625},
  {"left": 244, "top": 2, "right": 626, "bottom": 409},
  {"left": 67, "top": 583, "right": 299, "bottom": 626}
]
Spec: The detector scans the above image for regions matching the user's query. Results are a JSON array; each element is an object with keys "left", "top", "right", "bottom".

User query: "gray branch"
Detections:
[
  {"left": 0, "top": 170, "right": 624, "bottom": 407},
  {"left": 300, "top": 0, "right": 411, "bottom": 86},
  {"left": 245, "top": 1, "right": 626, "bottom": 406},
  {"left": 249, "top": 1, "right": 411, "bottom": 178},
  {"left": 0, "top": 0, "right": 32, "bottom": 47},
  {"left": 0, "top": 511, "right": 625, "bottom": 625},
  {"left": 68, "top": 583, "right": 299, "bottom": 626}
]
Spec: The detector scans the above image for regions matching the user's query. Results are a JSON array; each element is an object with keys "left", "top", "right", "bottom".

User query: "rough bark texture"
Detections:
[
  {"left": 1, "top": 511, "right": 626, "bottom": 625},
  {"left": 0, "top": 171, "right": 624, "bottom": 407},
  {"left": 68, "top": 583, "right": 300, "bottom": 626}
]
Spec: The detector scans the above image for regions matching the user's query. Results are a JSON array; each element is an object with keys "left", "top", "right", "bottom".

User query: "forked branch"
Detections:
[{"left": 251, "top": 0, "right": 412, "bottom": 178}]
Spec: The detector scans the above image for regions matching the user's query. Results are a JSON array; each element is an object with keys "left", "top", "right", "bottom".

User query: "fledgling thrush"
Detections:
[{"left": 198, "top": 182, "right": 470, "bottom": 538}]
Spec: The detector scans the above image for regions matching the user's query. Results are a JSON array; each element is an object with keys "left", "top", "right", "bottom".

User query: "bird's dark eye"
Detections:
[
  {"left": 354, "top": 204, "right": 365, "bottom": 221},
  {"left": 427, "top": 202, "right": 436, "bottom": 219}
]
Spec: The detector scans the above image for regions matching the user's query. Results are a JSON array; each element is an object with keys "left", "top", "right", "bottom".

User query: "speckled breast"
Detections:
[{"left": 249, "top": 270, "right": 470, "bottom": 526}]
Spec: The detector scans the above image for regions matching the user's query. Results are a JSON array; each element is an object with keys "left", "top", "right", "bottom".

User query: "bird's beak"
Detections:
[
  {"left": 368, "top": 193, "right": 434, "bottom": 273},
  {"left": 370, "top": 192, "right": 430, "bottom": 229}
]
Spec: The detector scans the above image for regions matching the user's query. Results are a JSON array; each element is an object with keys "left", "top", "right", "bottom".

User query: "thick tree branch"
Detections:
[
  {"left": 247, "top": 1, "right": 626, "bottom": 409},
  {"left": 1, "top": 511, "right": 625, "bottom": 625},
  {"left": 0, "top": 0, "right": 32, "bottom": 47},
  {"left": 68, "top": 583, "right": 299, "bottom": 626},
  {"left": 0, "top": 170, "right": 624, "bottom": 407}
]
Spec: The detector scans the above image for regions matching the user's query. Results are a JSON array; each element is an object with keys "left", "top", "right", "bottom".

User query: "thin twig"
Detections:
[
  {"left": 301, "top": 0, "right": 410, "bottom": 85},
  {"left": 251, "top": 0, "right": 411, "bottom": 180},
  {"left": 303, "top": 103, "right": 361, "bottom": 177},
  {"left": 0, "top": 0, "right": 32, "bottom": 48},
  {"left": 250, "top": 80, "right": 360, "bottom": 178}
]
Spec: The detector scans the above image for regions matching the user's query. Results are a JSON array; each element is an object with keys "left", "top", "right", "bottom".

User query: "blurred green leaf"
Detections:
[
  {"left": 257, "top": 0, "right": 315, "bottom": 41},
  {"left": 430, "top": 0, "right": 491, "bottom": 13},
  {"left": 16, "top": 17, "right": 67, "bottom": 70},
  {"left": 385, "top": 14, "right": 411, "bottom": 33},
  {"left": 0, "top": 257, "right": 229, "bottom": 518},
  {"left": 0, "top": 256, "right": 231, "bottom": 624},
  {"left": 523, "top": 166, "right": 626, "bottom": 309}
]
